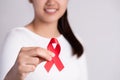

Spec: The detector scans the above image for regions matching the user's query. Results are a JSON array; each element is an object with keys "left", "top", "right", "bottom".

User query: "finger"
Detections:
[
  {"left": 20, "top": 47, "right": 55, "bottom": 61},
  {"left": 21, "top": 47, "right": 55, "bottom": 57},
  {"left": 25, "top": 57, "right": 43, "bottom": 67},
  {"left": 20, "top": 47, "right": 33, "bottom": 51},
  {"left": 46, "top": 50, "right": 55, "bottom": 58},
  {"left": 33, "top": 47, "right": 55, "bottom": 61},
  {"left": 19, "top": 64, "right": 36, "bottom": 73},
  {"left": 36, "top": 47, "right": 55, "bottom": 57}
]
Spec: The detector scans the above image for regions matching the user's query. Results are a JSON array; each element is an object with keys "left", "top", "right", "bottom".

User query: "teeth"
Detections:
[{"left": 45, "top": 9, "right": 57, "bottom": 13}]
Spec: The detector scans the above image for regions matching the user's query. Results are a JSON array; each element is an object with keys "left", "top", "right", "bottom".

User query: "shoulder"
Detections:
[
  {"left": 4, "top": 27, "right": 31, "bottom": 42},
  {"left": 6, "top": 27, "right": 28, "bottom": 38},
  {"left": 2, "top": 27, "right": 29, "bottom": 49},
  {"left": 1, "top": 27, "right": 29, "bottom": 59}
]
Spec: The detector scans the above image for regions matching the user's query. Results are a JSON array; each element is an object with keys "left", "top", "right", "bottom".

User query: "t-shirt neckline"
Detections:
[{"left": 22, "top": 26, "right": 63, "bottom": 41}]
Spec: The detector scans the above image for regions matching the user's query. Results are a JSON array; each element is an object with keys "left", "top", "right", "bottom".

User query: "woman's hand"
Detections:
[{"left": 4, "top": 47, "right": 55, "bottom": 80}]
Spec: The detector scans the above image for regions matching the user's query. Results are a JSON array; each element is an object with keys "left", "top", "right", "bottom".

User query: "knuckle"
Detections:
[
  {"left": 20, "top": 47, "right": 25, "bottom": 51},
  {"left": 17, "top": 55, "right": 24, "bottom": 64},
  {"left": 19, "top": 49, "right": 26, "bottom": 57},
  {"left": 34, "top": 58, "right": 39, "bottom": 63},
  {"left": 34, "top": 47, "right": 41, "bottom": 53},
  {"left": 30, "top": 66, "right": 36, "bottom": 72},
  {"left": 18, "top": 65, "right": 23, "bottom": 72},
  {"left": 17, "top": 58, "right": 22, "bottom": 65},
  {"left": 34, "top": 47, "right": 51, "bottom": 61},
  {"left": 33, "top": 58, "right": 40, "bottom": 66}
]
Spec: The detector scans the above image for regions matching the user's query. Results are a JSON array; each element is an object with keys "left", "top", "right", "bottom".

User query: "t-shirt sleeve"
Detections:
[{"left": 0, "top": 29, "right": 22, "bottom": 80}]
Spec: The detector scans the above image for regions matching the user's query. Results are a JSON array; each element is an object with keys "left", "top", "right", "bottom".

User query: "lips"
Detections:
[
  {"left": 44, "top": 8, "right": 58, "bottom": 14},
  {"left": 45, "top": 9, "right": 57, "bottom": 13}
]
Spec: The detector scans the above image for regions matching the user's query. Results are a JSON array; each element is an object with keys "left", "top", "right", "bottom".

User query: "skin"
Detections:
[{"left": 4, "top": 0, "right": 68, "bottom": 80}]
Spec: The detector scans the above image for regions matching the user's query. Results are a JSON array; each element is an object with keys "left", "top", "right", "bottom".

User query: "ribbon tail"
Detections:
[
  {"left": 53, "top": 57, "right": 64, "bottom": 71},
  {"left": 44, "top": 60, "right": 54, "bottom": 72}
]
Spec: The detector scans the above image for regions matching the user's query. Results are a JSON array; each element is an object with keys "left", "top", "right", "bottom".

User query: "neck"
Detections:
[{"left": 26, "top": 19, "right": 61, "bottom": 38}]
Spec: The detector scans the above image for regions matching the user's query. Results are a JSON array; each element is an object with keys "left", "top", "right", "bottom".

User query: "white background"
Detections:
[{"left": 0, "top": 0, "right": 120, "bottom": 80}]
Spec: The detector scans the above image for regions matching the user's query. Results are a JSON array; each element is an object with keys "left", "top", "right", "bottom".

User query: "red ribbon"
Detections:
[{"left": 44, "top": 38, "right": 64, "bottom": 72}]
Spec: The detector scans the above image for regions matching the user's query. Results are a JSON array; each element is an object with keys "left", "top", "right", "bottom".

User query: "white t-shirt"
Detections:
[{"left": 0, "top": 27, "right": 88, "bottom": 80}]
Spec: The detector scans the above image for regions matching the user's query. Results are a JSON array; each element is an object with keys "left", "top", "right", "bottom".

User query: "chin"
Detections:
[{"left": 42, "top": 18, "right": 59, "bottom": 23}]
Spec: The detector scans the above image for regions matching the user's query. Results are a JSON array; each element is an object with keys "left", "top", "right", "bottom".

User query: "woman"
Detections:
[{"left": 0, "top": 0, "right": 88, "bottom": 80}]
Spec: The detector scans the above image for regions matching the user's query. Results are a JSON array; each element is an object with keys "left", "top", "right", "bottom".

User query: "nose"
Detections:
[{"left": 46, "top": 0, "right": 56, "bottom": 6}]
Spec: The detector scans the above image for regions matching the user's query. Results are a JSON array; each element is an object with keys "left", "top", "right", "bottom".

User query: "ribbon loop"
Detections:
[{"left": 44, "top": 38, "right": 64, "bottom": 72}]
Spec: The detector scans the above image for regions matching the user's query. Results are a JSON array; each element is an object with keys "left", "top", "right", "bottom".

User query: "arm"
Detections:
[
  {"left": 0, "top": 29, "right": 54, "bottom": 80},
  {"left": 0, "top": 30, "right": 22, "bottom": 80}
]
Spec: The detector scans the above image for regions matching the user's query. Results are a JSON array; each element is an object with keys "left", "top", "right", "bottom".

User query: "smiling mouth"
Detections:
[{"left": 44, "top": 8, "right": 58, "bottom": 14}]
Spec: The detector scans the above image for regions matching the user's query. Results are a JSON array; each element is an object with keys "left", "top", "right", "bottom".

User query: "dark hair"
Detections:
[{"left": 58, "top": 10, "right": 84, "bottom": 58}]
